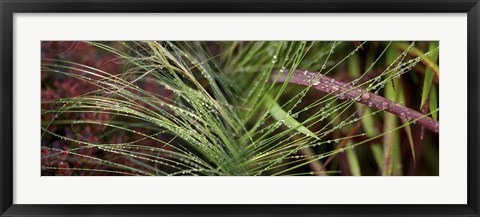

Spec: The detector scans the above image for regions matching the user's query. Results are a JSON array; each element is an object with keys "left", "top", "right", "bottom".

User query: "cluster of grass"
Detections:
[{"left": 41, "top": 41, "right": 439, "bottom": 176}]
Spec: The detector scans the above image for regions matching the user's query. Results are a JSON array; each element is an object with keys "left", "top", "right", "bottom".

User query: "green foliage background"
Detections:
[{"left": 41, "top": 41, "right": 439, "bottom": 176}]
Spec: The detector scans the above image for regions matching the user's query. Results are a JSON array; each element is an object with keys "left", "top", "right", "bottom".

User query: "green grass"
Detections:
[{"left": 41, "top": 41, "right": 439, "bottom": 176}]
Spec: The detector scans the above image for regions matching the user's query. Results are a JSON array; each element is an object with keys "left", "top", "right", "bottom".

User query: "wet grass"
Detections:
[{"left": 40, "top": 41, "right": 439, "bottom": 176}]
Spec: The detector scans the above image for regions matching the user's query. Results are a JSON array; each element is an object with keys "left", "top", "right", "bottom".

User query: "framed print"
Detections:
[{"left": 1, "top": 0, "right": 479, "bottom": 216}]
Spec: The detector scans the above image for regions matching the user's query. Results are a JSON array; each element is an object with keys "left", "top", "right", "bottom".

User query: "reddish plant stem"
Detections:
[{"left": 271, "top": 69, "right": 439, "bottom": 134}]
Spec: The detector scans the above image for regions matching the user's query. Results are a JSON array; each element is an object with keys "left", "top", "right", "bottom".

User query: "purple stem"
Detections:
[{"left": 271, "top": 69, "right": 439, "bottom": 134}]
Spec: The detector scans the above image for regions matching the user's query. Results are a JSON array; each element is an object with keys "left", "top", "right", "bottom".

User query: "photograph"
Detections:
[{"left": 41, "top": 41, "right": 439, "bottom": 176}]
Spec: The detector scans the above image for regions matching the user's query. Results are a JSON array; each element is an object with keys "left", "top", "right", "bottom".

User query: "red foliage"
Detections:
[{"left": 41, "top": 41, "right": 157, "bottom": 176}]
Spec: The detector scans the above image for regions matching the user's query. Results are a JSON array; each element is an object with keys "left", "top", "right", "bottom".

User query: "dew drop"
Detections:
[
  {"left": 331, "top": 85, "right": 339, "bottom": 92},
  {"left": 352, "top": 79, "right": 359, "bottom": 85},
  {"left": 272, "top": 55, "right": 278, "bottom": 64},
  {"left": 361, "top": 92, "right": 371, "bottom": 100},
  {"left": 338, "top": 94, "right": 345, "bottom": 99},
  {"left": 381, "top": 102, "right": 389, "bottom": 109}
]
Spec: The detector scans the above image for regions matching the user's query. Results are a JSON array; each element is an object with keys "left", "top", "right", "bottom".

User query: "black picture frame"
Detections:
[{"left": 1, "top": 0, "right": 479, "bottom": 216}]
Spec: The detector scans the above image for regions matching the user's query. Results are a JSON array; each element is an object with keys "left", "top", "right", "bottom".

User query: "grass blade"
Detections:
[
  {"left": 345, "top": 142, "right": 361, "bottom": 176},
  {"left": 265, "top": 95, "right": 319, "bottom": 140},
  {"left": 420, "top": 42, "right": 439, "bottom": 108}
]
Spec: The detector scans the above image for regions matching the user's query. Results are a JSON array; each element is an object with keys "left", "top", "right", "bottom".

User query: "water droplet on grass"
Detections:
[
  {"left": 361, "top": 92, "right": 371, "bottom": 100},
  {"left": 352, "top": 79, "right": 359, "bottom": 85},
  {"left": 381, "top": 102, "right": 389, "bottom": 109},
  {"left": 331, "top": 85, "right": 339, "bottom": 92}
]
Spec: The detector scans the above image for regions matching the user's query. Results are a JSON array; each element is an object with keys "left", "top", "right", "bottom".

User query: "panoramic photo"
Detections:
[{"left": 41, "top": 41, "right": 439, "bottom": 176}]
